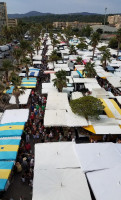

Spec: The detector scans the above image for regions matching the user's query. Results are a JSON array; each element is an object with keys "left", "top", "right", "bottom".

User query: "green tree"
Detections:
[
  {"left": 21, "top": 57, "right": 31, "bottom": 79},
  {"left": 53, "top": 70, "right": 69, "bottom": 92},
  {"left": 10, "top": 72, "right": 25, "bottom": 108},
  {"left": 69, "top": 45, "right": 76, "bottom": 55},
  {"left": 20, "top": 40, "right": 31, "bottom": 53},
  {"left": 116, "top": 28, "right": 121, "bottom": 60},
  {"left": 34, "top": 39, "right": 40, "bottom": 55},
  {"left": 70, "top": 96, "right": 104, "bottom": 120},
  {"left": 81, "top": 25, "right": 92, "bottom": 37},
  {"left": 99, "top": 46, "right": 111, "bottom": 69},
  {"left": 27, "top": 45, "right": 34, "bottom": 65},
  {"left": 76, "top": 57, "right": 83, "bottom": 65},
  {"left": 108, "top": 37, "right": 118, "bottom": 49},
  {"left": 52, "top": 38, "right": 59, "bottom": 49},
  {"left": 83, "top": 62, "right": 96, "bottom": 78},
  {"left": 77, "top": 42, "right": 88, "bottom": 51},
  {"left": 29, "top": 26, "right": 40, "bottom": 41},
  {"left": 91, "top": 32, "right": 100, "bottom": 60},
  {"left": 49, "top": 50, "right": 60, "bottom": 68},
  {"left": 0, "top": 59, "right": 14, "bottom": 82},
  {"left": 13, "top": 48, "right": 23, "bottom": 69}
]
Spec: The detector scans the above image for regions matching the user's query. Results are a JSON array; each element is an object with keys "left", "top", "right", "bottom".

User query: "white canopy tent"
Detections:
[
  {"left": 33, "top": 168, "right": 91, "bottom": 200},
  {"left": 86, "top": 115, "right": 121, "bottom": 135},
  {"left": 33, "top": 55, "right": 42, "bottom": 61},
  {"left": 33, "top": 142, "right": 91, "bottom": 200},
  {"left": 71, "top": 92, "right": 83, "bottom": 100},
  {"left": 34, "top": 142, "right": 80, "bottom": 170},
  {"left": 107, "top": 77, "right": 121, "bottom": 88},
  {"left": 116, "top": 96, "right": 121, "bottom": 104},
  {"left": 73, "top": 78, "right": 98, "bottom": 84},
  {"left": 84, "top": 83, "right": 101, "bottom": 92},
  {"left": 33, "top": 61, "right": 42, "bottom": 65},
  {"left": 87, "top": 165, "right": 121, "bottom": 200},
  {"left": 44, "top": 92, "right": 88, "bottom": 127},
  {"left": 74, "top": 143, "right": 121, "bottom": 173},
  {"left": 9, "top": 89, "right": 31, "bottom": 105},
  {"left": 1, "top": 109, "right": 29, "bottom": 124},
  {"left": 42, "top": 83, "right": 58, "bottom": 94}
]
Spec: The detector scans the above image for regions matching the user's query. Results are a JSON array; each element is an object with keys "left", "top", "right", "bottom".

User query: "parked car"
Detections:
[{"left": 0, "top": 45, "right": 9, "bottom": 52}]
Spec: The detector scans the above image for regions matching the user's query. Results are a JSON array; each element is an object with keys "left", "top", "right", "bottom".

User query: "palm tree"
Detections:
[
  {"left": 53, "top": 70, "right": 69, "bottom": 92},
  {"left": 52, "top": 38, "right": 59, "bottom": 49},
  {"left": 21, "top": 57, "right": 31, "bottom": 80},
  {"left": 91, "top": 32, "right": 100, "bottom": 60},
  {"left": 49, "top": 50, "right": 60, "bottom": 68},
  {"left": 10, "top": 72, "right": 25, "bottom": 108},
  {"left": 27, "top": 45, "right": 35, "bottom": 65},
  {"left": 116, "top": 28, "right": 121, "bottom": 60},
  {"left": 69, "top": 45, "right": 77, "bottom": 55},
  {"left": 13, "top": 48, "right": 23, "bottom": 69},
  {"left": 77, "top": 42, "right": 88, "bottom": 51},
  {"left": 34, "top": 40, "right": 40, "bottom": 55},
  {"left": 99, "top": 46, "right": 111, "bottom": 69},
  {"left": 83, "top": 62, "right": 96, "bottom": 78},
  {"left": 0, "top": 82, "right": 10, "bottom": 105},
  {"left": 76, "top": 57, "right": 83, "bottom": 65},
  {"left": 0, "top": 59, "right": 14, "bottom": 82}
]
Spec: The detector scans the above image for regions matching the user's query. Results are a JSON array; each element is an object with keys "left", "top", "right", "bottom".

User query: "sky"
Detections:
[{"left": 4, "top": 0, "right": 121, "bottom": 14}]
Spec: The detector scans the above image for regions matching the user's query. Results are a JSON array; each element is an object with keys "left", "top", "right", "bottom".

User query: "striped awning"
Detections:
[
  {"left": 0, "top": 161, "right": 14, "bottom": 191},
  {"left": 0, "top": 122, "right": 25, "bottom": 137}
]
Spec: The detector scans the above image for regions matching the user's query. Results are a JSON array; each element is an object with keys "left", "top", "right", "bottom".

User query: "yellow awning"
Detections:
[
  {"left": 83, "top": 125, "right": 96, "bottom": 134},
  {"left": 0, "top": 145, "right": 19, "bottom": 152},
  {"left": 0, "top": 125, "right": 24, "bottom": 131},
  {"left": 110, "top": 99, "right": 121, "bottom": 115},
  {"left": 0, "top": 169, "right": 11, "bottom": 179},
  {"left": 100, "top": 98, "right": 115, "bottom": 118}
]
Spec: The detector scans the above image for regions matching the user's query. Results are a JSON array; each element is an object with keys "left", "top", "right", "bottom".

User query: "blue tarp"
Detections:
[
  {"left": 0, "top": 139, "right": 21, "bottom": 146},
  {"left": 6, "top": 86, "right": 14, "bottom": 94},
  {"left": 0, "top": 161, "right": 14, "bottom": 191},
  {"left": 0, "top": 152, "right": 18, "bottom": 161},
  {"left": 77, "top": 70, "right": 83, "bottom": 78}
]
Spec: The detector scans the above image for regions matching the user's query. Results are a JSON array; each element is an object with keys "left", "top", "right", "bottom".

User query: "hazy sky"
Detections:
[{"left": 5, "top": 0, "right": 121, "bottom": 14}]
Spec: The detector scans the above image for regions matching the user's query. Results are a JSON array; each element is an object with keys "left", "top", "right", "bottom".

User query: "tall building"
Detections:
[{"left": 0, "top": 2, "right": 8, "bottom": 32}]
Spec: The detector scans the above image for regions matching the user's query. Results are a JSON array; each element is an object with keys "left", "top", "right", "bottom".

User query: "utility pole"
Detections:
[{"left": 104, "top": 7, "right": 107, "bottom": 26}]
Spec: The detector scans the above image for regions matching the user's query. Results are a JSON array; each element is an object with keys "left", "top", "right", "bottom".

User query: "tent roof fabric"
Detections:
[
  {"left": 71, "top": 92, "right": 83, "bottom": 100},
  {"left": 1, "top": 109, "right": 29, "bottom": 124},
  {"left": 0, "top": 161, "right": 14, "bottom": 191},
  {"left": 0, "top": 144, "right": 19, "bottom": 161},
  {"left": 9, "top": 89, "right": 31, "bottom": 105},
  {"left": 44, "top": 93, "right": 88, "bottom": 127},
  {"left": 34, "top": 142, "right": 80, "bottom": 170},
  {"left": 33, "top": 142, "right": 91, "bottom": 200},
  {"left": 0, "top": 122, "right": 25, "bottom": 137},
  {"left": 73, "top": 78, "right": 98, "bottom": 83},
  {"left": 100, "top": 99, "right": 121, "bottom": 119},
  {"left": 32, "top": 168, "right": 91, "bottom": 200},
  {"left": 74, "top": 143, "right": 121, "bottom": 173},
  {"left": 87, "top": 165, "right": 121, "bottom": 200}
]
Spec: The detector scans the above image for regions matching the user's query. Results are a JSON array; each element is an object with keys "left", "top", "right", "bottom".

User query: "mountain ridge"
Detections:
[{"left": 8, "top": 11, "right": 102, "bottom": 19}]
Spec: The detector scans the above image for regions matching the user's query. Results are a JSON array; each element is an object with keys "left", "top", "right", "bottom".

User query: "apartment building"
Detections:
[
  {"left": 0, "top": 2, "right": 8, "bottom": 31},
  {"left": 53, "top": 21, "right": 102, "bottom": 29},
  {"left": 8, "top": 18, "right": 17, "bottom": 28}
]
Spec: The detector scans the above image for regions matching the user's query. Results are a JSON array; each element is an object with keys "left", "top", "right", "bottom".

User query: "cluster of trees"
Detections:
[{"left": 20, "top": 14, "right": 105, "bottom": 24}]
